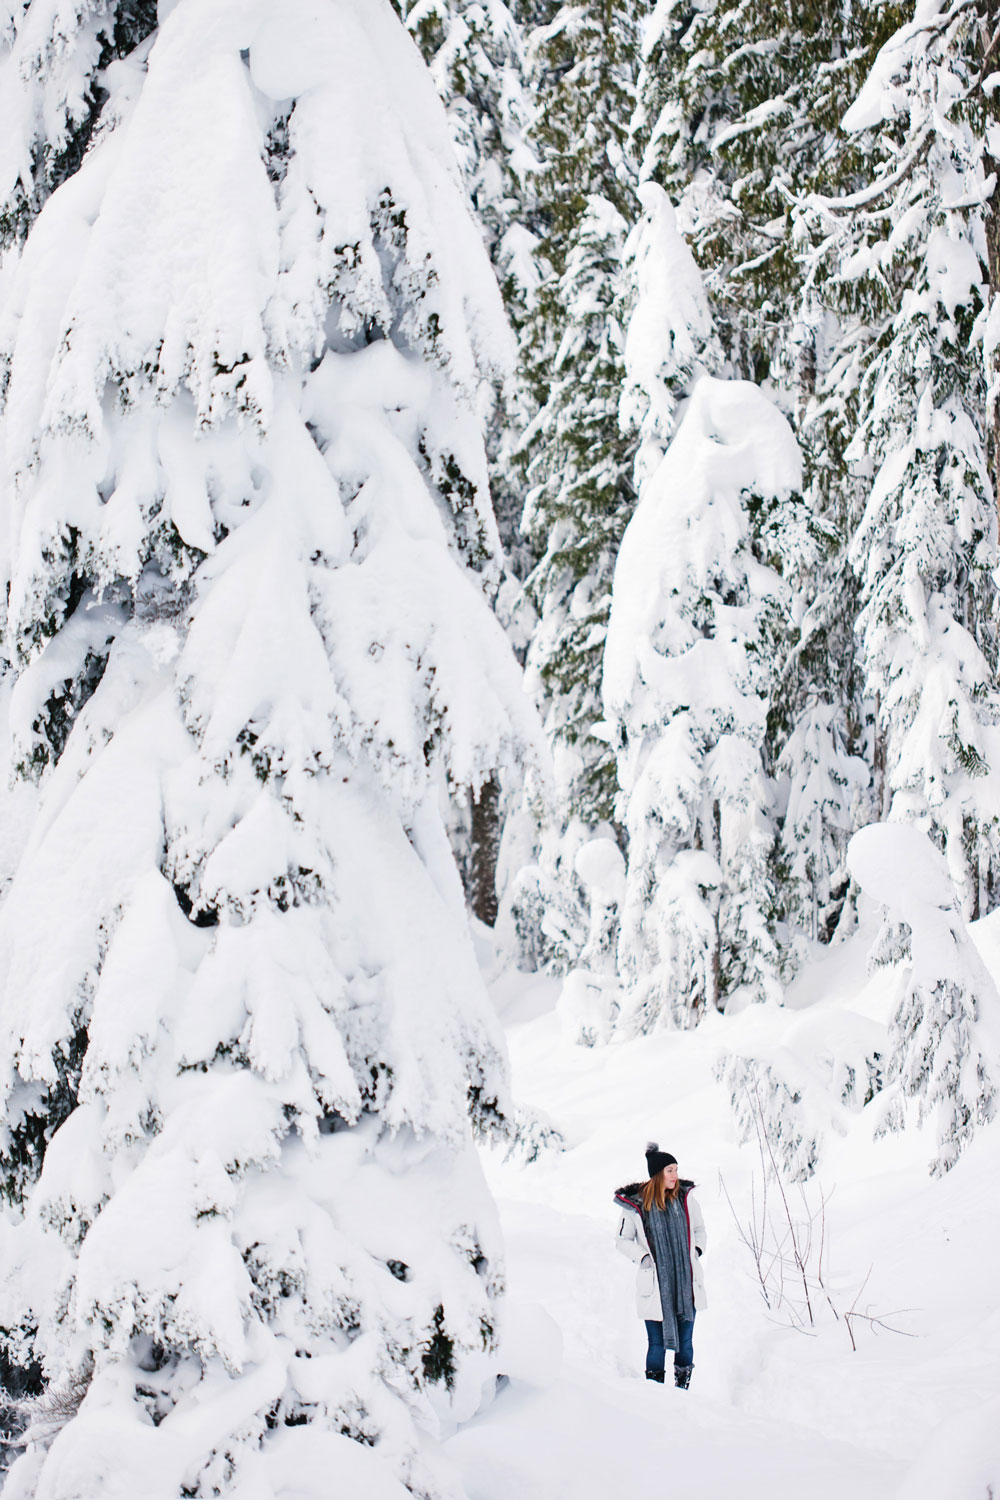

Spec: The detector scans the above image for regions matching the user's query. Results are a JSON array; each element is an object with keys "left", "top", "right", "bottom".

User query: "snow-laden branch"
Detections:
[{"left": 802, "top": 126, "right": 932, "bottom": 216}]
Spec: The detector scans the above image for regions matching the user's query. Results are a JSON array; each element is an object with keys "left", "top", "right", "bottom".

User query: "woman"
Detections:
[{"left": 614, "top": 1142, "right": 706, "bottom": 1388}]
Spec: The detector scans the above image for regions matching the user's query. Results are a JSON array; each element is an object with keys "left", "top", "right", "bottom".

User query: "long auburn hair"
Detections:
[{"left": 641, "top": 1172, "right": 682, "bottom": 1212}]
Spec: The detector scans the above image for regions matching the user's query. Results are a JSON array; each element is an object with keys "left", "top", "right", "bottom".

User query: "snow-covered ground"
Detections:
[{"left": 446, "top": 935, "right": 1000, "bottom": 1500}]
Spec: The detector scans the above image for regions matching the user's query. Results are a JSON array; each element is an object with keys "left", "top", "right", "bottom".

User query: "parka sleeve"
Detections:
[
  {"left": 688, "top": 1193, "right": 707, "bottom": 1257},
  {"left": 615, "top": 1206, "right": 649, "bottom": 1266}
]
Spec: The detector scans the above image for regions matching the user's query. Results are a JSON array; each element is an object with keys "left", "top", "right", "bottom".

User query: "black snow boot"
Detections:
[
  {"left": 644, "top": 1369, "right": 665, "bottom": 1383},
  {"left": 674, "top": 1365, "right": 693, "bottom": 1390}
]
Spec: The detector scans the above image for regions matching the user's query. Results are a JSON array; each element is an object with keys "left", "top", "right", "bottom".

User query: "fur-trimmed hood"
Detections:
[{"left": 614, "top": 1179, "right": 695, "bottom": 1212}]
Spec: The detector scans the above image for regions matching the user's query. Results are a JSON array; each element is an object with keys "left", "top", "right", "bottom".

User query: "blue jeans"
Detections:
[{"left": 645, "top": 1315, "right": 695, "bottom": 1373}]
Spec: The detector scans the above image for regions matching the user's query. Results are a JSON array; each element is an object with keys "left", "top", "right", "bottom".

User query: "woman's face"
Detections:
[{"left": 662, "top": 1163, "right": 679, "bottom": 1190}]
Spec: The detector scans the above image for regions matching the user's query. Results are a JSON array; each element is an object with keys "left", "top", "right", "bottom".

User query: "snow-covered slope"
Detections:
[{"left": 448, "top": 936, "right": 1000, "bottom": 1499}]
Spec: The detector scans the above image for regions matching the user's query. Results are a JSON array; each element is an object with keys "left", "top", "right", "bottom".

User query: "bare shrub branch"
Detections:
[{"left": 721, "top": 1082, "right": 915, "bottom": 1350}]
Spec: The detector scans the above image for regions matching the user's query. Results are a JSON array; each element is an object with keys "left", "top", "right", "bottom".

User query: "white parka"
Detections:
[{"left": 615, "top": 1183, "right": 707, "bottom": 1320}]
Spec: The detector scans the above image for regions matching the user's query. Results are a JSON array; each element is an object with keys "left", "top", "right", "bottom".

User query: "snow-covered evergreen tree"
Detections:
[
  {"left": 398, "top": 0, "right": 534, "bottom": 281},
  {"left": 0, "top": 4, "right": 539, "bottom": 1497},
  {"left": 619, "top": 183, "right": 719, "bottom": 483},
  {"left": 604, "top": 372, "right": 801, "bottom": 1029},
  {"left": 628, "top": 0, "right": 899, "bottom": 957},
  {"left": 397, "top": 0, "right": 539, "bottom": 575},
  {"left": 807, "top": 0, "right": 1000, "bottom": 919},
  {"left": 504, "top": 0, "right": 643, "bottom": 970},
  {"left": 848, "top": 823, "right": 1000, "bottom": 1175},
  {"left": 553, "top": 836, "right": 625, "bottom": 1046},
  {"left": 0, "top": 0, "right": 162, "bottom": 248},
  {"left": 603, "top": 189, "right": 801, "bottom": 1029},
  {"left": 773, "top": 703, "right": 871, "bottom": 945},
  {"left": 395, "top": 0, "right": 544, "bottom": 931}
]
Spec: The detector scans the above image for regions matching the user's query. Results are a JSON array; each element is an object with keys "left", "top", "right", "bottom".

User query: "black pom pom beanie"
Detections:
[{"left": 645, "top": 1141, "right": 677, "bottom": 1177}]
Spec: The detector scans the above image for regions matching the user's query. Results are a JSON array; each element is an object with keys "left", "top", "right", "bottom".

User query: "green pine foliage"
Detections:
[
  {"left": 521, "top": 194, "right": 635, "bottom": 829},
  {"left": 519, "top": 0, "right": 643, "bottom": 827},
  {"left": 499, "top": 1, "right": 647, "bottom": 972},
  {"left": 632, "top": 0, "right": 908, "bottom": 378}
]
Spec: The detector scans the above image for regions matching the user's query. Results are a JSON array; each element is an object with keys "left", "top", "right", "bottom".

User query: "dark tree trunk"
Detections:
[{"left": 468, "top": 775, "right": 501, "bottom": 927}]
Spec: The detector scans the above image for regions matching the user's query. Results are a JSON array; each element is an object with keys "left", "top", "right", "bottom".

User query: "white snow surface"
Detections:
[{"left": 445, "top": 939, "right": 1000, "bottom": 1500}]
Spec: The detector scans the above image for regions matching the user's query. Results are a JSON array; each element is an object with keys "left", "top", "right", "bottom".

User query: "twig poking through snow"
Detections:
[{"left": 722, "top": 1082, "right": 915, "bottom": 1348}]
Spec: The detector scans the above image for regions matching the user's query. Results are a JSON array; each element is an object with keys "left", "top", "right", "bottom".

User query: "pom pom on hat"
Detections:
[{"left": 645, "top": 1141, "right": 677, "bottom": 1177}]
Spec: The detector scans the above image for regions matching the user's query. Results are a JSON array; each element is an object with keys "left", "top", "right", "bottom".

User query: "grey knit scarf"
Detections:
[{"left": 642, "top": 1193, "right": 695, "bottom": 1349}]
